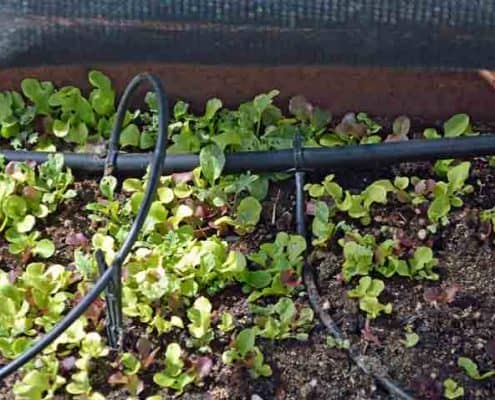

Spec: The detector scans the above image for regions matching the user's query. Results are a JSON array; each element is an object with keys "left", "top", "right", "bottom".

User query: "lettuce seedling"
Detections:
[
  {"left": 347, "top": 276, "right": 392, "bottom": 319},
  {"left": 66, "top": 333, "right": 108, "bottom": 399},
  {"left": 311, "top": 201, "right": 335, "bottom": 246},
  {"left": 319, "top": 112, "right": 381, "bottom": 147},
  {"left": 122, "top": 352, "right": 141, "bottom": 374},
  {"left": 409, "top": 246, "right": 439, "bottom": 280},
  {"left": 214, "top": 196, "right": 262, "bottom": 234},
  {"left": 6, "top": 229, "right": 55, "bottom": 259},
  {"left": 46, "top": 317, "right": 87, "bottom": 354},
  {"left": 481, "top": 207, "right": 495, "bottom": 225},
  {"left": 0, "top": 90, "right": 27, "bottom": 142},
  {"left": 48, "top": 85, "right": 96, "bottom": 144},
  {"left": 187, "top": 296, "right": 214, "bottom": 346},
  {"left": 150, "top": 314, "right": 184, "bottom": 335},
  {"left": 340, "top": 240, "right": 374, "bottom": 282},
  {"left": 385, "top": 115, "right": 410, "bottom": 142},
  {"left": 217, "top": 312, "right": 235, "bottom": 333},
  {"left": 91, "top": 233, "right": 115, "bottom": 265},
  {"left": 223, "top": 172, "right": 269, "bottom": 201},
  {"left": 222, "top": 328, "right": 272, "bottom": 378},
  {"left": 99, "top": 175, "right": 117, "bottom": 200},
  {"left": 326, "top": 335, "right": 350, "bottom": 349},
  {"left": 36, "top": 154, "right": 76, "bottom": 209},
  {"left": 107, "top": 353, "right": 144, "bottom": 400},
  {"left": 0, "top": 95, "right": 37, "bottom": 149},
  {"left": 0, "top": 156, "right": 76, "bottom": 236},
  {"left": 88, "top": 70, "right": 115, "bottom": 117},
  {"left": 458, "top": 356, "right": 495, "bottom": 380},
  {"left": 339, "top": 230, "right": 433, "bottom": 281},
  {"left": 122, "top": 287, "right": 153, "bottom": 324},
  {"left": 0, "top": 271, "right": 32, "bottom": 356},
  {"left": 19, "top": 263, "right": 72, "bottom": 329},
  {"left": 401, "top": 325, "right": 420, "bottom": 348},
  {"left": 443, "top": 114, "right": 475, "bottom": 137},
  {"left": 428, "top": 162, "right": 472, "bottom": 225},
  {"left": 66, "top": 370, "right": 105, "bottom": 400},
  {"left": 241, "top": 233, "right": 306, "bottom": 301},
  {"left": 167, "top": 96, "right": 226, "bottom": 153},
  {"left": 443, "top": 378, "right": 464, "bottom": 399},
  {"left": 21, "top": 78, "right": 54, "bottom": 116},
  {"left": 199, "top": 143, "right": 225, "bottom": 184},
  {"left": 153, "top": 343, "right": 195, "bottom": 394},
  {"left": 167, "top": 204, "right": 192, "bottom": 230},
  {"left": 291, "top": 96, "right": 331, "bottom": 132},
  {"left": 373, "top": 239, "right": 409, "bottom": 278},
  {"left": 107, "top": 352, "right": 143, "bottom": 397},
  {"left": 306, "top": 175, "right": 395, "bottom": 226},
  {"left": 424, "top": 114, "right": 474, "bottom": 143},
  {"left": 13, "top": 355, "right": 66, "bottom": 400},
  {"left": 252, "top": 297, "right": 314, "bottom": 341},
  {"left": 342, "top": 179, "right": 395, "bottom": 224}
]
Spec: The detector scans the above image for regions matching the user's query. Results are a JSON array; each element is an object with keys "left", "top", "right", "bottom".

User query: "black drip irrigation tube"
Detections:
[
  {"left": 1, "top": 84, "right": 495, "bottom": 398},
  {"left": 3, "top": 134, "right": 495, "bottom": 175}
]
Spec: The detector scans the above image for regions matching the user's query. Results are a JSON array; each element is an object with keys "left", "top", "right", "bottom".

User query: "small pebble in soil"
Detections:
[
  {"left": 299, "top": 378, "right": 318, "bottom": 399},
  {"left": 251, "top": 394, "right": 263, "bottom": 400}
]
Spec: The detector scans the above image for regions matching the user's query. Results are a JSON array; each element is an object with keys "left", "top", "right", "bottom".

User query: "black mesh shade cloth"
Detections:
[{"left": 1, "top": 0, "right": 495, "bottom": 69}]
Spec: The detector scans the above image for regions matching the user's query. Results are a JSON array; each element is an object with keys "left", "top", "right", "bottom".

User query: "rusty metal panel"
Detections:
[{"left": 1, "top": 64, "right": 494, "bottom": 123}]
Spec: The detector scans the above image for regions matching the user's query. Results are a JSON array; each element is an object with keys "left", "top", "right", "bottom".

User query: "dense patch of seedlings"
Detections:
[{"left": 0, "top": 71, "right": 493, "bottom": 399}]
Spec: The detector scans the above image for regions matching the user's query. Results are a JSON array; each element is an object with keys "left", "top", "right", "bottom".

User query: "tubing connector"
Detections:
[
  {"left": 284, "top": 133, "right": 312, "bottom": 174},
  {"left": 96, "top": 250, "right": 122, "bottom": 348}
]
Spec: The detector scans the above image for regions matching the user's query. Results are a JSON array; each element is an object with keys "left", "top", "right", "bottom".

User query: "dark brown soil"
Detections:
[
  {"left": 305, "top": 160, "right": 495, "bottom": 400},
  {"left": 2, "top": 160, "right": 495, "bottom": 400}
]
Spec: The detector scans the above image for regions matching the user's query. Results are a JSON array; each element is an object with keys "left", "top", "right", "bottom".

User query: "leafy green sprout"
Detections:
[
  {"left": 347, "top": 276, "right": 392, "bottom": 319},
  {"left": 443, "top": 378, "right": 464, "bottom": 399},
  {"left": 401, "top": 326, "right": 419, "bottom": 348},
  {"left": 427, "top": 161, "right": 472, "bottom": 226},
  {"left": 222, "top": 328, "right": 272, "bottom": 378},
  {"left": 187, "top": 296, "right": 214, "bottom": 348},
  {"left": 326, "top": 336, "right": 350, "bottom": 349},
  {"left": 153, "top": 343, "right": 195, "bottom": 394},
  {"left": 458, "top": 356, "right": 495, "bottom": 380},
  {"left": 251, "top": 297, "right": 314, "bottom": 341},
  {"left": 241, "top": 233, "right": 306, "bottom": 301},
  {"left": 217, "top": 312, "right": 235, "bottom": 333}
]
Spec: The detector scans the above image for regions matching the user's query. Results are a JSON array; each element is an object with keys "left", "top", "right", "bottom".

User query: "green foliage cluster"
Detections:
[
  {"left": 1, "top": 72, "right": 489, "bottom": 398},
  {"left": 0, "top": 154, "right": 74, "bottom": 261},
  {"left": 305, "top": 155, "right": 473, "bottom": 319},
  {"left": 0, "top": 72, "right": 385, "bottom": 155},
  {"left": 306, "top": 163, "right": 472, "bottom": 236}
]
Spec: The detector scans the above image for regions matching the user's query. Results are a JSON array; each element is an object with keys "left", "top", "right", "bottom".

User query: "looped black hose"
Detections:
[
  {"left": 98, "top": 73, "right": 170, "bottom": 348},
  {"left": 294, "top": 171, "right": 414, "bottom": 400},
  {"left": 0, "top": 72, "right": 169, "bottom": 381}
]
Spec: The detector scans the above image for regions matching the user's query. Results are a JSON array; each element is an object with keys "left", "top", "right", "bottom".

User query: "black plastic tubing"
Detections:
[
  {"left": 0, "top": 73, "right": 169, "bottom": 381},
  {"left": 3, "top": 134, "right": 495, "bottom": 176}
]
